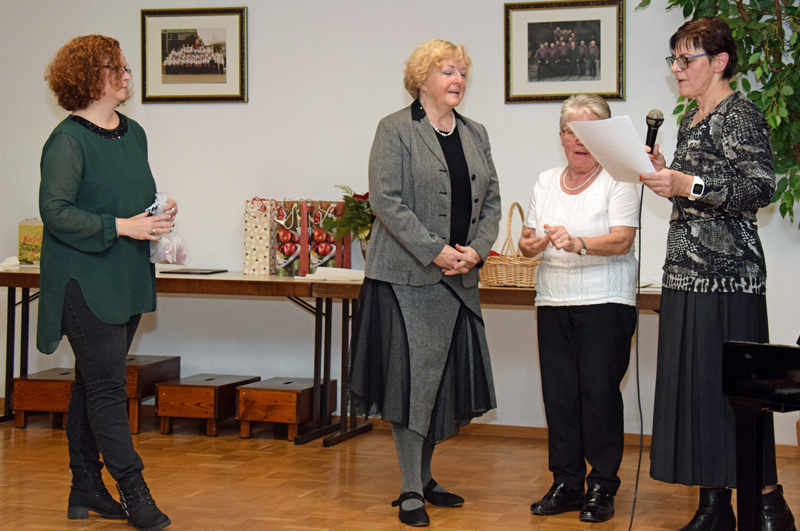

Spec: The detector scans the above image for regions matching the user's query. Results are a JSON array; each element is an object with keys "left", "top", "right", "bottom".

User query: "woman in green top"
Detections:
[{"left": 39, "top": 35, "right": 175, "bottom": 531}]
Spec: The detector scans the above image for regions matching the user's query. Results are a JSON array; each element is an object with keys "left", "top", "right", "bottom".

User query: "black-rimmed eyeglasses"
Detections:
[
  {"left": 104, "top": 65, "right": 132, "bottom": 76},
  {"left": 665, "top": 53, "right": 707, "bottom": 70}
]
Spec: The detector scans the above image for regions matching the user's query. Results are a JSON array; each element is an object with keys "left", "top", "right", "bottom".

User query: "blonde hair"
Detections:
[
  {"left": 403, "top": 39, "right": 472, "bottom": 99},
  {"left": 559, "top": 94, "right": 611, "bottom": 130}
]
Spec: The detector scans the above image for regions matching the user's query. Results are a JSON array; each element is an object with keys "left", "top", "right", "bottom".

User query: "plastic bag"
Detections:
[{"left": 148, "top": 192, "right": 189, "bottom": 264}]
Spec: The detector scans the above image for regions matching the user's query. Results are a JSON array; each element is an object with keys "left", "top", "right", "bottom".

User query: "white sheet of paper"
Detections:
[{"left": 567, "top": 116, "right": 655, "bottom": 184}]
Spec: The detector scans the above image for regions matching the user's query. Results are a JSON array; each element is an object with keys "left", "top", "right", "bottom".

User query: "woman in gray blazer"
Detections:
[{"left": 349, "top": 39, "right": 501, "bottom": 527}]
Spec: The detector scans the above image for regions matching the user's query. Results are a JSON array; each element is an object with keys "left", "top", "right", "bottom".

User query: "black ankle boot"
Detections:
[
  {"left": 116, "top": 475, "right": 171, "bottom": 531},
  {"left": 679, "top": 488, "right": 736, "bottom": 531},
  {"left": 67, "top": 467, "right": 126, "bottom": 520},
  {"left": 762, "top": 485, "right": 797, "bottom": 531}
]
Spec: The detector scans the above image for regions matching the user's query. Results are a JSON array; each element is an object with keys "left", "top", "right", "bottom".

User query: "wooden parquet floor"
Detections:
[{"left": 1, "top": 410, "right": 799, "bottom": 530}]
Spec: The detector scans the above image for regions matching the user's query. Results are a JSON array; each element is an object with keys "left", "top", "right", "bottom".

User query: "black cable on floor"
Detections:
[{"left": 628, "top": 184, "right": 646, "bottom": 531}]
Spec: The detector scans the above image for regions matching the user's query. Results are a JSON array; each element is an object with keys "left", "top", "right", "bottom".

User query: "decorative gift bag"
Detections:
[
  {"left": 272, "top": 200, "right": 351, "bottom": 277},
  {"left": 307, "top": 200, "right": 351, "bottom": 273},
  {"left": 479, "top": 202, "right": 541, "bottom": 288},
  {"left": 244, "top": 197, "right": 277, "bottom": 275},
  {"left": 274, "top": 200, "right": 308, "bottom": 277}
]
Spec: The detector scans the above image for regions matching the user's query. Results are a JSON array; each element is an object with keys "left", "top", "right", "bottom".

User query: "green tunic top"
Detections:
[{"left": 37, "top": 113, "right": 157, "bottom": 354}]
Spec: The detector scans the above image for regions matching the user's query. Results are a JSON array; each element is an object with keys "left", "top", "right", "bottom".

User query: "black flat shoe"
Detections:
[
  {"left": 580, "top": 484, "right": 615, "bottom": 523},
  {"left": 392, "top": 492, "right": 429, "bottom": 527},
  {"left": 531, "top": 482, "right": 585, "bottom": 515},
  {"left": 423, "top": 478, "right": 464, "bottom": 507}
]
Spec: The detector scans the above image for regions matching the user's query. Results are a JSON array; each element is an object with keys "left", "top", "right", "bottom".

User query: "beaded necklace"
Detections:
[
  {"left": 561, "top": 164, "right": 601, "bottom": 191},
  {"left": 430, "top": 111, "right": 456, "bottom": 137}
]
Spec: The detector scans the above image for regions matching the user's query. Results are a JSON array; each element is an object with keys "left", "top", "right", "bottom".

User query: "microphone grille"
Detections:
[{"left": 646, "top": 109, "right": 664, "bottom": 126}]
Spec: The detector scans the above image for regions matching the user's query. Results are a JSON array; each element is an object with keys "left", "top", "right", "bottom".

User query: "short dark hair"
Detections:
[{"left": 669, "top": 17, "right": 737, "bottom": 79}]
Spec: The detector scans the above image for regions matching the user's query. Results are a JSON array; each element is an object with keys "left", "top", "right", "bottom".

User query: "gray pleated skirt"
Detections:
[
  {"left": 348, "top": 276, "right": 496, "bottom": 444},
  {"left": 649, "top": 288, "right": 778, "bottom": 488}
]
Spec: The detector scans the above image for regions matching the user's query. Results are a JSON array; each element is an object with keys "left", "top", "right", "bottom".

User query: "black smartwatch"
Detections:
[{"left": 688, "top": 176, "right": 704, "bottom": 201}]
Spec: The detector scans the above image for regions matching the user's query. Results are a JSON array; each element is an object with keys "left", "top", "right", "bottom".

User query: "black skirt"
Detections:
[
  {"left": 348, "top": 277, "right": 496, "bottom": 444},
  {"left": 649, "top": 288, "right": 777, "bottom": 487}
]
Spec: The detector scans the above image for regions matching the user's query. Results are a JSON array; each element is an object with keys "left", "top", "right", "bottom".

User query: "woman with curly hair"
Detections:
[{"left": 39, "top": 34, "right": 174, "bottom": 531}]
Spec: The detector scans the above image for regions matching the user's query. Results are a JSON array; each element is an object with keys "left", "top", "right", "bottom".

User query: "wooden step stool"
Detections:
[
  {"left": 238, "top": 377, "right": 337, "bottom": 441},
  {"left": 125, "top": 355, "right": 180, "bottom": 434},
  {"left": 156, "top": 374, "right": 261, "bottom": 436},
  {"left": 12, "top": 368, "right": 74, "bottom": 428}
]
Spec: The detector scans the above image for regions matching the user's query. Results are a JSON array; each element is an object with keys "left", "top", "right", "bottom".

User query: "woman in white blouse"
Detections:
[{"left": 518, "top": 94, "right": 640, "bottom": 524}]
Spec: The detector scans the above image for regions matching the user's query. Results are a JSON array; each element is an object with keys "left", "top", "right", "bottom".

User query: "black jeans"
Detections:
[
  {"left": 537, "top": 303, "right": 636, "bottom": 495},
  {"left": 62, "top": 279, "right": 144, "bottom": 481}
]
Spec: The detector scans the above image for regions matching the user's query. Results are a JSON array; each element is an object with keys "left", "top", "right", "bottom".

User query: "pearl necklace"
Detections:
[
  {"left": 561, "top": 164, "right": 601, "bottom": 191},
  {"left": 430, "top": 111, "right": 456, "bottom": 137}
]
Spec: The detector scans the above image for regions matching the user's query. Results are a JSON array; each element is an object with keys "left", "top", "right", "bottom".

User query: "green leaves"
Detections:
[{"left": 321, "top": 185, "right": 375, "bottom": 241}]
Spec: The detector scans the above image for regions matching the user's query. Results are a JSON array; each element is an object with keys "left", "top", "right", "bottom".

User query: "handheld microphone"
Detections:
[{"left": 645, "top": 109, "right": 664, "bottom": 151}]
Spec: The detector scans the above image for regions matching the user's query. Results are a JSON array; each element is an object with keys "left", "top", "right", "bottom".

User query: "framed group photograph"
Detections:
[
  {"left": 504, "top": 0, "right": 624, "bottom": 103},
  {"left": 141, "top": 7, "right": 247, "bottom": 103}
]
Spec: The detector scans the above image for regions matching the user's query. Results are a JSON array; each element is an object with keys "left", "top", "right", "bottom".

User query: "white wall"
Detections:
[{"left": 1, "top": 0, "right": 798, "bottom": 444}]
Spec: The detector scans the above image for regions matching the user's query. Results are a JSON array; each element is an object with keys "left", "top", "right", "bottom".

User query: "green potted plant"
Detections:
[
  {"left": 322, "top": 185, "right": 375, "bottom": 255},
  {"left": 637, "top": 0, "right": 800, "bottom": 228}
]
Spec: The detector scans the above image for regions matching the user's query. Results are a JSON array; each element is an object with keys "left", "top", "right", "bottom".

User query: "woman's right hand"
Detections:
[
  {"left": 433, "top": 244, "right": 469, "bottom": 274},
  {"left": 645, "top": 143, "right": 667, "bottom": 171},
  {"left": 116, "top": 211, "right": 174, "bottom": 241},
  {"left": 518, "top": 226, "right": 548, "bottom": 257}
]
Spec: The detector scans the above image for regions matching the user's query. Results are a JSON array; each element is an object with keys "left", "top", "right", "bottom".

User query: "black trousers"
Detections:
[
  {"left": 62, "top": 279, "right": 145, "bottom": 481},
  {"left": 537, "top": 303, "right": 636, "bottom": 495}
]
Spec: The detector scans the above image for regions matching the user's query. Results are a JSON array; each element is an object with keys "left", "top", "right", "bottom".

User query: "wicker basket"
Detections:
[{"left": 479, "top": 202, "right": 541, "bottom": 288}]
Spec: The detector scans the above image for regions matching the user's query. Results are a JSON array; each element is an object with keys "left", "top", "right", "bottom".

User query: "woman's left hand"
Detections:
[
  {"left": 544, "top": 224, "right": 581, "bottom": 253},
  {"left": 443, "top": 244, "right": 482, "bottom": 276},
  {"left": 640, "top": 169, "right": 693, "bottom": 199}
]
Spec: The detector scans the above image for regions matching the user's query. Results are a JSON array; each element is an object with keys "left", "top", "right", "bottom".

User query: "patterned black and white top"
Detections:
[{"left": 664, "top": 91, "right": 775, "bottom": 294}]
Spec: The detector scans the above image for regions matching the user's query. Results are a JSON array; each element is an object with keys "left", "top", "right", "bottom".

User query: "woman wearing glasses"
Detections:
[
  {"left": 518, "top": 94, "right": 639, "bottom": 523},
  {"left": 640, "top": 18, "right": 794, "bottom": 531},
  {"left": 39, "top": 35, "right": 173, "bottom": 530}
]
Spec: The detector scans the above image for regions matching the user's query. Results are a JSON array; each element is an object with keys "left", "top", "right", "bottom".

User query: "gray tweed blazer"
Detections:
[{"left": 364, "top": 101, "right": 502, "bottom": 288}]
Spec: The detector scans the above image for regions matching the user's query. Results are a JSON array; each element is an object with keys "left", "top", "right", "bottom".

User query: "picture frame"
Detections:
[
  {"left": 504, "top": 0, "right": 624, "bottom": 103},
  {"left": 141, "top": 7, "right": 247, "bottom": 103}
]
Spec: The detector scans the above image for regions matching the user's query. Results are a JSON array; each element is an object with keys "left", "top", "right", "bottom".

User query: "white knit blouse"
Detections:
[{"left": 524, "top": 167, "right": 640, "bottom": 307}]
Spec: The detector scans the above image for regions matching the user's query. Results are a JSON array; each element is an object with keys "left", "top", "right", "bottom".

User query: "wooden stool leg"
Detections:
[
  {"left": 206, "top": 419, "right": 219, "bottom": 437},
  {"left": 54, "top": 412, "right": 68, "bottom": 429},
  {"left": 287, "top": 423, "right": 298, "bottom": 442},
  {"left": 15, "top": 411, "right": 27, "bottom": 429},
  {"left": 240, "top": 420, "right": 252, "bottom": 439},
  {"left": 128, "top": 398, "right": 141, "bottom": 434},
  {"left": 160, "top": 416, "right": 172, "bottom": 435}
]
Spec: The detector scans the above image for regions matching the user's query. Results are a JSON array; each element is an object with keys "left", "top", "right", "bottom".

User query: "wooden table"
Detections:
[
  {"left": 311, "top": 280, "right": 661, "bottom": 446},
  {"left": 3, "top": 269, "right": 661, "bottom": 446},
  {"left": 311, "top": 281, "right": 662, "bottom": 310},
  {"left": 0, "top": 270, "right": 342, "bottom": 444}
]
